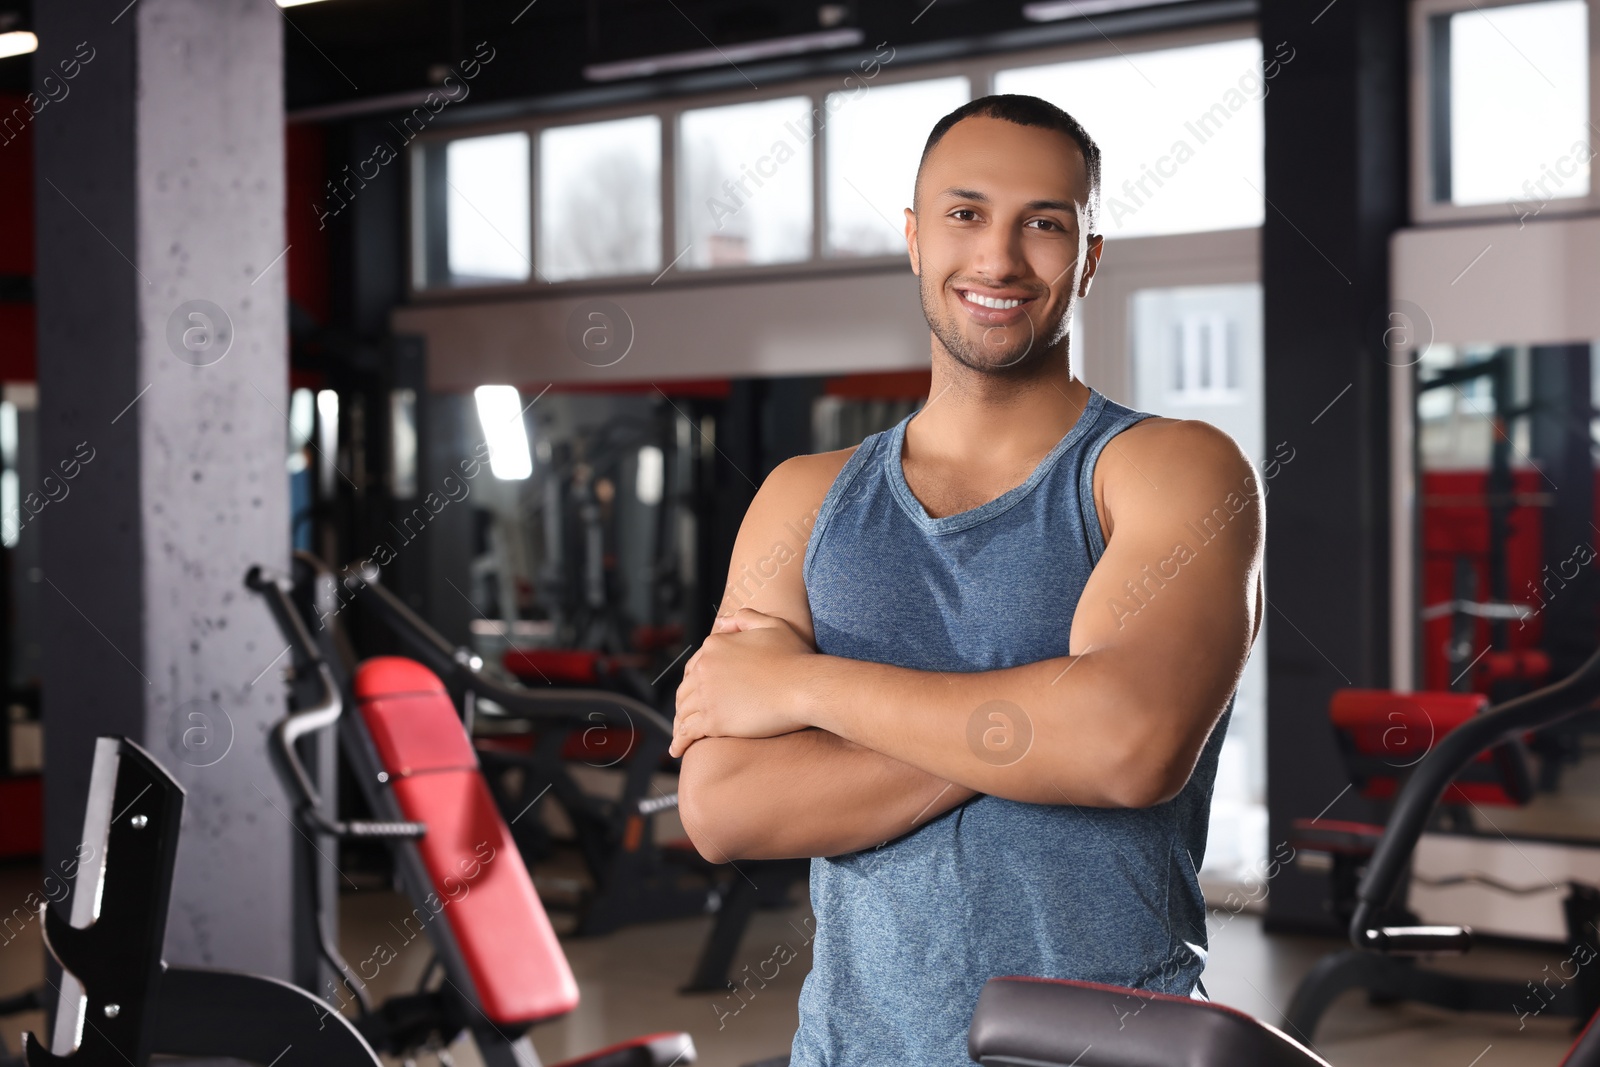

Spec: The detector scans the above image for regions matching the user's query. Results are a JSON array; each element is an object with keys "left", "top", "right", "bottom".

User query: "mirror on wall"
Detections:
[{"left": 1412, "top": 338, "right": 1600, "bottom": 839}]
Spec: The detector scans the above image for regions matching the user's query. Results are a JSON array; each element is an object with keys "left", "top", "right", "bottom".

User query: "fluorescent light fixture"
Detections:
[
  {"left": 1022, "top": 0, "right": 1170, "bottom": 21},
  {"left": 0, "top": 31, "right": 38, "bottom": 59},
  {"left": 585, "top": 27, "right": 863, "bottom": 82},
  {"left": 473, "top": 385, "right": 534, "bottom": 480},
  {"left": 316, "top": 389, "right": 339, "bottom": 498},
  {"left": 276, "top": 0, "right": 332, "bottom": 7},
  {"left": 635, "top": 445, "right": 665, "bottom": 506}
]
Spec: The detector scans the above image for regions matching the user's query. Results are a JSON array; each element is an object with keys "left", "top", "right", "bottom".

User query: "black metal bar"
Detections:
[{"left": 1350, "top": 644, "right": 1600, "bottom": 942}]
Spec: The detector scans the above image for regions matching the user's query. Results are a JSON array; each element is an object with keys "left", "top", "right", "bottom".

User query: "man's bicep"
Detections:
[{"left": 1071, "top": 422, "right": 1263, "bottom": 734}]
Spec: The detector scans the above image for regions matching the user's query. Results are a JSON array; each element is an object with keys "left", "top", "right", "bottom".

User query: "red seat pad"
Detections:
[
  {"left": 357, "top": 656, "right": 477, "bottom": 774},
  {"left": 1329, "top": 689, "right": 1489, "bottom": 757},
  {"left": 390, "top": 771, "right": 579, "bottom": 1024},
  {"left": 355, "top": 657, "right": 580, "bottom": 1025}
]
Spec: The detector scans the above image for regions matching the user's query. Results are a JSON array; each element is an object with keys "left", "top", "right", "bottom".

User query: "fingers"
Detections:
[
  {"left": 716, "top": 607, "right": 779, "bottom": 633},
  {"left": 670, "top": 711, "right": 705, "bottom": 758}
]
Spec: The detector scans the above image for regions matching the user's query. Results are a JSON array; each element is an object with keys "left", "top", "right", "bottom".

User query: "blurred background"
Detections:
[{"left": 0, "top": 1, "right": 1597, "bottom": 1066}]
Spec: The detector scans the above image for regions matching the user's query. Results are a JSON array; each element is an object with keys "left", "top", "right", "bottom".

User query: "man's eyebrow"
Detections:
[{"left": 935, "top": 188, "right": 1080, "bottom": 215}]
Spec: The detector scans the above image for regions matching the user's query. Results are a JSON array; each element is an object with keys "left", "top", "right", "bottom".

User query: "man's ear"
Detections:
[
  {"left": 904, "top": 206, "right": 920, "bottom": 276},
  {"left": 1077, "top": 233, "right": 1104, "bottom": 298}
]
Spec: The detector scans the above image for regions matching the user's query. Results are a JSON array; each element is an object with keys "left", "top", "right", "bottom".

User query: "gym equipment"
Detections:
[
  {"left": 21, "top": 735, "right": 385, "bottom": 1067},
  {"left": 965, "top": 640, "right": 1600, "bottom": 1065},
  {"left": 254, "top": 553, "right": 802, "bottom": 991},
  {"left": 1288, "top": 684, "right": 1600, "bottom": 1038},
  {"left": 247, "top": 563, "right": 697, "bottom": 1065}
]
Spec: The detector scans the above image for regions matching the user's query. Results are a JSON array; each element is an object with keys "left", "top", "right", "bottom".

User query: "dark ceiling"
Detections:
[{"left": 0, "top": 1, "right": 1251, "bottom": 119}]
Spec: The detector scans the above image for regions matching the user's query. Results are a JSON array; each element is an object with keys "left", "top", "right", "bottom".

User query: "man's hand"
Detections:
[{"left": 671, "top": 608, "right": 817, "bottom": 757}]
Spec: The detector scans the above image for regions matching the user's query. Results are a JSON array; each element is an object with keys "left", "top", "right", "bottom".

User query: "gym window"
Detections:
[
  {"left": 411, "top": 130, "right": 532, "bottom": 289},
  {"left": 823, "top": 76, "right": 971, "bottom": 257},
  {"left": 405, "top": 21, "right": 1264, "bottom": 297},
  {"left": 678, "top": 96, "right": 814, "bottom": 270},
  {"left": 538, "top": 115, "right": 663, "bottom": 282},
  {"left": 993, "top": 37, "right": 1267, "bottom": 239},
  {"left": 1411, "top": 0, "right": 1597, "bottom": 224}
]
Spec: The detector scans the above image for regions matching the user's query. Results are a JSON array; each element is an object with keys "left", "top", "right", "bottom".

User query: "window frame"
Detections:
[
  {"left": 404, "top": 17, "right": 1259, "bottom": 303},
  {"left": 1408, "top": 0, "right": 1600, "bottom": 225}
]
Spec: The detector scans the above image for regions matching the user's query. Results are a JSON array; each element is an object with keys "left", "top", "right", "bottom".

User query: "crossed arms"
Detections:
[{"left": 673, "top": 419, "right": 1264, "bottom": 863}]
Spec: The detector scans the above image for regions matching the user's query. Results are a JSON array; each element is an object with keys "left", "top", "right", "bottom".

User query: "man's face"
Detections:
[{"left": 905, "top": 116, "right": 1101, "bottom": 377}]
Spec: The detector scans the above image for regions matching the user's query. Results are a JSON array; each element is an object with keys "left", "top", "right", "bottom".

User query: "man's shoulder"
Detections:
[
  {"left": 759, "top": 447, "right": 859, "bottom": 512},
  {"left": 1106, "top": 416, "right": 1252, "bottom": 477},
  {"left": 1098, "top": 417, "right": 1259, "bottom": 524}
]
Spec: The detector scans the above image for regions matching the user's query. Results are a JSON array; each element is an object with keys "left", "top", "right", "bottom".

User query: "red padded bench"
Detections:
[{"left": 355, "top": 656, "right": 580, "bottom": 1026}]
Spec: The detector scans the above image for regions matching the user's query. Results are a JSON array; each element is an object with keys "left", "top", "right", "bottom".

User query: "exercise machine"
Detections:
[
  {"left": 1288, "top": 684, "right": 1600, "bottom": 1038},
  {"left": 966, "top": 640, "right": 1600, "bottom": 1065},
  {"left": 247, "top": 563, "right": 696, "bottom": 1064},
  {"left": 256, "top": 553, "right": 805, "bottom": 991},
  {"left": 19, "top": 735, "right": 385, "bottom": 1067}
]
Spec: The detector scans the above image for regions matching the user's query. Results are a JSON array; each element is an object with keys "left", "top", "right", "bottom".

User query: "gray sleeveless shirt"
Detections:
[{"left": 789, "top": 387, "right": 1232, "bottom": 1065}]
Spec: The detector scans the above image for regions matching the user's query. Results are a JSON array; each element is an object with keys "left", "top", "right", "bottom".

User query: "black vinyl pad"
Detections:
[{"left": 967, "top": 977, "right": 1332, "bottom": 1067}]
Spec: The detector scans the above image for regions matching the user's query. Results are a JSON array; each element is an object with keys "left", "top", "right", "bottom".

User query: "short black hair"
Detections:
[{"left": 915, "top": 94, "right": 1102, "bottom": 232}]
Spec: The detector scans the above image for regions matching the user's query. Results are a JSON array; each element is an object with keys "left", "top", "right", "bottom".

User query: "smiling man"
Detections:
[{"left": 672, "top": 95, "right": 1264, "bottom": 1066}]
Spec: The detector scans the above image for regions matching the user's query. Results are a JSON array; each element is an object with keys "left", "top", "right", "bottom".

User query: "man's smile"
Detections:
[{"left": 954, "top": 286, "right": 1039, "bottom": 326}]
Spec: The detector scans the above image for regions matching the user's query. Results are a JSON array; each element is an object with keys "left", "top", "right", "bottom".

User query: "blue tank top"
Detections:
[{"left": 789, "top": 387, "right": 1232, "bottom": 1066}]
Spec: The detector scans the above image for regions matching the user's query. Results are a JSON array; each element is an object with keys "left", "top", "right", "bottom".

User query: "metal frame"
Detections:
[
  {"left": 1408, "top": 0, "right": 1600, "bottom": 226},
  {"left": 402, "top": 17, "right": 1259, "bottom": 304}
]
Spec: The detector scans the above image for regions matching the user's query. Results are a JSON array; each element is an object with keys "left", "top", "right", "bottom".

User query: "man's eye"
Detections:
[
  {"left": 950, "top": 209, "right": 978, "bottom": 221},
  {"left": 1029, "top": 218, "right": 1062, "bottom": 231}
]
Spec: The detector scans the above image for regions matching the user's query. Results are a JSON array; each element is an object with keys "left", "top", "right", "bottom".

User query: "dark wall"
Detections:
[{"left": 1260, "top": 0, "right": 1408, "bottom": 933}]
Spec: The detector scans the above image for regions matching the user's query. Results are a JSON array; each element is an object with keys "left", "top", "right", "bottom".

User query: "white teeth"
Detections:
[{"left": 965, "top": 293, "right": 1023, "bottom": 309}]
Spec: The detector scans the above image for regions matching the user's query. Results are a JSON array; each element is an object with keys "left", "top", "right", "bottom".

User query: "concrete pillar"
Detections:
[{"left": 34, "top": 0, "right": 297, "bottom": 987}]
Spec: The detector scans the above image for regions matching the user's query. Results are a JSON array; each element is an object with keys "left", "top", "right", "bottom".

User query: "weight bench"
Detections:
[
  {"left": 1286, "top": 686, "right": 1600, "bottom": 1039},
  {"left": 281, "top": 552, "right": 804, "bottom": 991},
  {"left": 968, "top": 976, "right": 1331, "bottom": 1067},
  {"left": 250, "top": 566, "right": 696, "bottom": 1066}
]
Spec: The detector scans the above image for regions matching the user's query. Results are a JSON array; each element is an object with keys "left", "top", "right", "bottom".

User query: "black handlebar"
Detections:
[
  {"left": 1349, "top": 643, "right": 1600, "bottom": 949},
  {"left": 291, "top": 551, "right": 676, "bottom": 744},
  {"left": 246, "top": 565, "right": 426, "bottom": 841}
]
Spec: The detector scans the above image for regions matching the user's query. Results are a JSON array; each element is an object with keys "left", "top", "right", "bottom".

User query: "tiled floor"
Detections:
[{"left": 0, "top": 859, "right": 1587, "bottom": 1067}]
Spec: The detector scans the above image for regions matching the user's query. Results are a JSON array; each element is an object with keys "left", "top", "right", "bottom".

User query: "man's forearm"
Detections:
[{"left": 677, "top": 729, "right": 976, "bottom": 861}]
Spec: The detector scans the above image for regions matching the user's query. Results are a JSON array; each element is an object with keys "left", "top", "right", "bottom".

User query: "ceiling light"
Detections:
[
  {"left": 1022, "top": 0, "right": 1171, "bottom": 21},
  {"left": 584, "top": 27, "right": 863, "bottom": 82},
  {"left": 474, "top": 385, "right": 534, "bottom": 481},
  {"left": 0, "top": 31, "right": 38, "bottom": 59}
]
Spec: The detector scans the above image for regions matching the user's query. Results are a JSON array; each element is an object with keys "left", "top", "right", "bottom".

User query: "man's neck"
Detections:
[{"left": 908, "top": 346, "right": 1094, "bottom": 468}]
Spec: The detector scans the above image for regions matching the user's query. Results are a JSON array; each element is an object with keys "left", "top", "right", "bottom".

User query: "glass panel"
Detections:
[
  {"left": 539, "top": 115, "right": 662, "bottom": 281},
  {"left": 996, "top": 38, "right": 1266, "bottom": 238},
  {"left": 1131, "top": 283, "right": 1266, "bottom": 883},
  {"left": 445, "top": 132, "right": 531, "bottom": 284},
  {"left": 679, "top": 96, "right": 813, "bottom": 269},
  {"left": 825, "top": 76, "right": 971, "bottom": 257},
  {"left": 1446, "top": 0, "right": 1589, "bottom": 207},
  {"left": 1409, "top": 339, "right": 1600, "bottom": 850}
]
